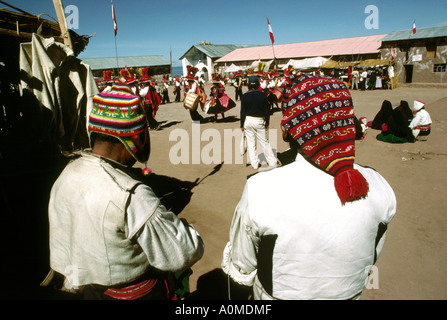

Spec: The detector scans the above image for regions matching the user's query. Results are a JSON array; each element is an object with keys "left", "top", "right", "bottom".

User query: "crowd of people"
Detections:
[
  {"left": 40, "top": 61, "right": 407, "bottom": 301},
  {"left": 330, "top": 65, "right": 396, "bottom": 91}
]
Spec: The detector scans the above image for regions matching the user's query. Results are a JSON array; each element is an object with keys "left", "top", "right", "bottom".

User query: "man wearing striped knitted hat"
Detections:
[
  {"left": 222, "top": 75, "right": 396, "bottom": 300},
  {"left": 46, "top": 84, "right": 204, "bottom": 300}
]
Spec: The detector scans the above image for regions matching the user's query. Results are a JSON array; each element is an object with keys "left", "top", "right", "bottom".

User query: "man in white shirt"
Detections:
[
  {"left": 222, "top": 75, "right": 396, "bottom": 300},
  {"left": 46, "top": 84, "right": 204, "bottom": 300}
]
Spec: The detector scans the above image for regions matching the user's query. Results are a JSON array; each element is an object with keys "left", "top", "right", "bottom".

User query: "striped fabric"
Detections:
[
  {"left": 89, "top": 86, "right": 146, "bottom": 137},
  {"left": 281, "top": 75, "right": 356, "bottom": 176},
  {"left": 281, "top": 75, "right": 369, "bottom": 205}
]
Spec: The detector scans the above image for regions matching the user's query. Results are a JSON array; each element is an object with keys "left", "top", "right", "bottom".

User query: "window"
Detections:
[
  {"left": 426, "top": 43, "right": 437, "bottom": 58},
  {"left": 433, "top": 64, "right": 446, "bottom": 73}
]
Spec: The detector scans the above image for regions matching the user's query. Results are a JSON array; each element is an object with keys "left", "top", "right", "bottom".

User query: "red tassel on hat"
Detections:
[{"left": 334, "top": 168, "right": 369, "bottom": 205}]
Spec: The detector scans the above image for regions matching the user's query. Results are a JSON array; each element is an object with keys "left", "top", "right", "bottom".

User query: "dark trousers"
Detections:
[
  {"left": 162, "top": 91, "right": 170, "bottom": 104},
  {"left": 175, "top": 88, "right": 181, "bottom": 102}
]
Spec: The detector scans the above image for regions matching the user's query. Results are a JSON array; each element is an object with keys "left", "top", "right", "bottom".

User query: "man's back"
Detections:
[{"left": 224, "top": 154, "right": 396, "bottom": 300}]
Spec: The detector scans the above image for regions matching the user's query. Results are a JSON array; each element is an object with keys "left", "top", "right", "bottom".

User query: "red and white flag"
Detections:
[
  {"left": 267, "top": 17, "right": 274, "bottom": 44},
  {"left": 112, "top": 0, "right": 118, "bottom": 36},
  {"left": 412, "top": 20, "right": 416, "bottom": 34}
]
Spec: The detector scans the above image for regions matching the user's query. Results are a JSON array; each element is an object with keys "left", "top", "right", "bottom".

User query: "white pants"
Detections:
[{"left": 244, "top": 116, "right": 277, "bottom": 169}]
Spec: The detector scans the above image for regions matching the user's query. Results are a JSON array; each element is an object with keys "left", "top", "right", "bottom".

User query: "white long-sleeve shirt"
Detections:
[
  {"left": 409, "top": 109, "right": 432, "bottom": 129},
  {"left": 222, "top": 153, "right": 396, "bottom": 300},
  {"left": 127, "top": 184, "right": 204, "bottom": 272}
]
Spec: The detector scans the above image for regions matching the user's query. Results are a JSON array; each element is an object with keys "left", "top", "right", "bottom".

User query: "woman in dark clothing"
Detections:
[{"left": 371, "top": 100, "right": 393, "bottom": 130}]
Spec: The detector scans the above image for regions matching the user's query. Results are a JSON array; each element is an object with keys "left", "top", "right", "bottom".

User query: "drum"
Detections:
[{"left": 184, "top": 92, "right": 199, "bottom": 111}]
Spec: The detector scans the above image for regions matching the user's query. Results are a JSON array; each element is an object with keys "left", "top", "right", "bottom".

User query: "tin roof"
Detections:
[
  {"left": 381, "top": 25, "right": 447, "bottom": 42},
  {"left": 179, "top": 43, "right": 257, "bottom": 60},
  {"left": 82, "top": 56, "right": 170, "bottom": 70},
  {"left": 216, "top": 34, "right": 386, "bottom": 63}
]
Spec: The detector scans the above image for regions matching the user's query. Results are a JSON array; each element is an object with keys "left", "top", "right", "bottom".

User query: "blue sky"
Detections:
[{"left": 11, "top": 0, "right": 447, "bottom": 66}]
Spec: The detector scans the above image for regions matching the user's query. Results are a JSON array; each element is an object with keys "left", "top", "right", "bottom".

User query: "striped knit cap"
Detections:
[
  {"left": 281, "top": 75, "right": 369, "bottom": 205},
  {"left": 89, "top": 84, "right": 149, "bottom": 163}
]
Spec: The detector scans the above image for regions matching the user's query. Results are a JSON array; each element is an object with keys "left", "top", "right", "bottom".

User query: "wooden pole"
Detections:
[{"left": 52, "top": 0, "right": 73, "bottom": 50}]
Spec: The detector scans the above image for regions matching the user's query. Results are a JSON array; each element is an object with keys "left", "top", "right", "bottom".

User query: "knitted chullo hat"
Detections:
[
  {"left": 89, "top": 84, "right": 149, "bottom": 163},
  {"left": 281, "top": 75, "right": 369, "bottom": 205}
]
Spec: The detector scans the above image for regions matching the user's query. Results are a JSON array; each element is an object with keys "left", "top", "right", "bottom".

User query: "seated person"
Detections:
[{"left": 409, "top": 100, "right": 432, "bottom": 139}]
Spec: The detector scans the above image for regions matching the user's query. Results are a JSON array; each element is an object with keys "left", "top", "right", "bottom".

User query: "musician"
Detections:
[{"left": 185, "top": 73, "right": 204, "bottom": 122}]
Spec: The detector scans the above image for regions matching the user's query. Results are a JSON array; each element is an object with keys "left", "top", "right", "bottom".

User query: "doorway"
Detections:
[{"left": 404, "top": 65, "right": 413, "bottom": 83}]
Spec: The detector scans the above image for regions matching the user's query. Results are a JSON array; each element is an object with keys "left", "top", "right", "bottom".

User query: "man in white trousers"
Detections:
[{"left": 240, "top": 75, "right": 278, "bottom": 170}]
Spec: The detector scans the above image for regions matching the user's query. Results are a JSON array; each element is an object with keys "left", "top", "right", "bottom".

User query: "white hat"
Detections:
[{"left": 413, "top": 100, "right": 425, "bottom": 111}]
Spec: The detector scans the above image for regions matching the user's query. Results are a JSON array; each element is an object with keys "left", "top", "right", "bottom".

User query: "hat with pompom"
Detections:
[{"left": 281, "top": 75, "right": 369, "bottom": 205}]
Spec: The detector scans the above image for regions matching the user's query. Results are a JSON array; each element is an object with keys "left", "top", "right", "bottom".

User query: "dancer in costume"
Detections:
[
  {"left": 205, "top": 74, "right": 236, "bottom": 122},
  {"left": 140, "top": 79, "right": 161, "bottom": 130},
  {"left": 184, "top": 66, "right": 206, "bottom": 122}
]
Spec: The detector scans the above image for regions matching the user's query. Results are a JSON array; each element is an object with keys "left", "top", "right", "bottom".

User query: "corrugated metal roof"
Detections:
[
  {"left": 82, "top": 56, "right": 170, "bottom": 70},
  {"left": 179, "top": 43, "right": 257, "bottom": 60},
  {"left": 216, "top": 34, "right": 386, "bottom": 62},
  {"left": 381, "top": 25, "right": 447, "bottom": 42}
]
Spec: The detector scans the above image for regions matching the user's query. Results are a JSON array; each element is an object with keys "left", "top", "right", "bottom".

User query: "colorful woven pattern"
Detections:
[
  {"left": 89, "top": 85, "right": 149, "bottom": 163},
  {"left": 281, "top": 75, "right": 368, "bottom": 204},
  {"left": 89, "top": 91, "right": 146, "bottom": 137},
  {"left": 281, "top": 75, "right": 356, "bottom": 176}
]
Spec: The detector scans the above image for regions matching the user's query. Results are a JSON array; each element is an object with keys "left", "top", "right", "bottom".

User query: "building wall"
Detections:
[{"left": 381, "top": 38, "right": 447, "bottom": 84}]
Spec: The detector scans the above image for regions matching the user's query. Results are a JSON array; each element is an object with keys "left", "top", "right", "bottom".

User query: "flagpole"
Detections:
[
  {"left": 112, "top": 0, "right": 119, "bottom": 73},
  {"left": 271, "top": 43, "right": 277, "bottom": 70},
  {"left": 114, "top": 33, "right": 119, "bottom": 70}
]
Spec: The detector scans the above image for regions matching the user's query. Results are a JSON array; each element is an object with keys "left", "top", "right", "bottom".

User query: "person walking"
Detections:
[
  {"left": 240, "top": 75, "right": 278, "bottom": 170},
  {"left": 161, "top": 77, "right": 170, "bottom": 104}
]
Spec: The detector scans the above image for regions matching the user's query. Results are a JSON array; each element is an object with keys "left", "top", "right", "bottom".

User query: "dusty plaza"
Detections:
[
  {"left": 1, "top": 81, "right": 447, "bottom": 300},
  {"left": 145, "top": 82, "right": 447, "bottom": 300}
]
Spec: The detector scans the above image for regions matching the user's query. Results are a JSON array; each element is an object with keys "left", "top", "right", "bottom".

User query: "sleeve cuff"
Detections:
[{"left": 221, "top": 242, "right": 257, "bottom": 287}]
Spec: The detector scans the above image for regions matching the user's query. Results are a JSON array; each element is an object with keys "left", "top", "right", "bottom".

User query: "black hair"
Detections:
[
  {"left": 90, "top": 132, "right": 120, "bottom": 146},
  {"left": 248, "top": 75, "right": 260, "bottom": 89}
]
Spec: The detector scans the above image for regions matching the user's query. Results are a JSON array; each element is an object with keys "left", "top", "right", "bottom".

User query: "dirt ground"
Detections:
[
  {"left": 142, "top": 82, "right": 447, "bottom": 300},
  {"left": 1, "top": 81, "right": 446, "bottom": 300}
]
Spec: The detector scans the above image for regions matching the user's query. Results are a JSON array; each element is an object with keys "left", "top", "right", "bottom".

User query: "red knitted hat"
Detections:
[{"left": 281, "top": 75, "right": 369, "bottom": 205}]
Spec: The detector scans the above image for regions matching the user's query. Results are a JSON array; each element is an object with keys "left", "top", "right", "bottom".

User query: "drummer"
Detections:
[{"left": 185, "top": 66, "right": 204, "bottom": 122}]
